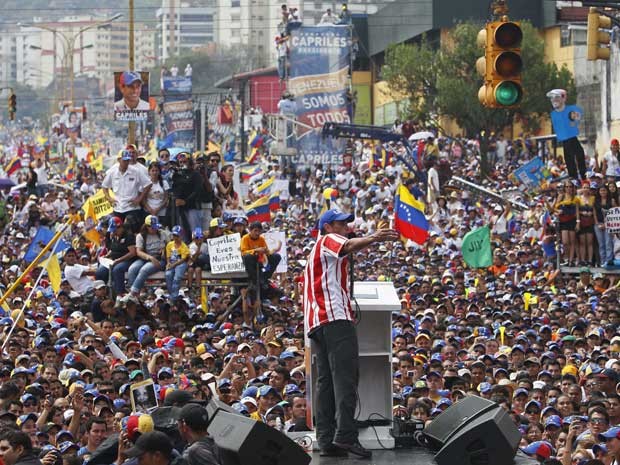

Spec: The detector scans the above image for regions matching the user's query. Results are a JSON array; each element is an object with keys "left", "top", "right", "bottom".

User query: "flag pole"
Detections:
[
  {"left": 1, "top": 229, "right": 66, "bottom": 351},
  {"left": 0, "top": 218, "right": 74, "bottom": 309}
]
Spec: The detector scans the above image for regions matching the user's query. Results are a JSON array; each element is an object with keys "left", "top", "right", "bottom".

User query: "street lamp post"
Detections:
[{"left": 23, "top": 14, "right": 122, "bottom": 105}]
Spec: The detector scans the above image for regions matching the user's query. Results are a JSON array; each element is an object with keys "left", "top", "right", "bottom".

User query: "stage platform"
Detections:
[
  {"left": 560, "top": 266, "right": 620, "bottom": 275},
  {"left": 308, "top": 448, "right": 537, "bottom": 464}
]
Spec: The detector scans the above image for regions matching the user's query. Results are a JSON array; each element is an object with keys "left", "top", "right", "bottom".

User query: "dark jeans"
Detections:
[
  {"left": 310, "top": 320, "right": 359, "bottom": 448},
  {"left": 95, "top": 259, "right": 133, "bottom": 294},
  {"left": 562, "top": 137, "right": 587, "bottom": 180},
  {"left": 242, "top": 253, "right": 281, "bottom": 285}
]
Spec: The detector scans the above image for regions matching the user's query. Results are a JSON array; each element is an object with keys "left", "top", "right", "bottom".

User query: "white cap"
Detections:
[
  {"left": 63, "top": 409, "right": 75, "bottom": 421},
  {"left": 546, "top": 89, "right": 566, "bottom": 99},
  {"left": 240, "top": 396, "right": 258, "bottom": 407}
]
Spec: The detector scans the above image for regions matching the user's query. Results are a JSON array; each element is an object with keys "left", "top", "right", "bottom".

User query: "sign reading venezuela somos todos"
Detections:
[
  {"left": 288, "top": 25, "right": 351, "bottom": 166},
  {"left": 163, "top": 76, "right": 195, "bottom": 148}
]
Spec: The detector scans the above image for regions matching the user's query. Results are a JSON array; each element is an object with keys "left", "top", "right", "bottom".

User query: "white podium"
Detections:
[{"left": 308, "top": 281, "right": 399, "bottom": 449}]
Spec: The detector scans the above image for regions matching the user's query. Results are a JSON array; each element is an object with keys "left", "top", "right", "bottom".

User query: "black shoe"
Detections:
[
  {"left": 319, "top": 445, "right": 347, "bottom": 457},
  {"left": 332, "top": 441, "right": 372, "bottom": 459}
]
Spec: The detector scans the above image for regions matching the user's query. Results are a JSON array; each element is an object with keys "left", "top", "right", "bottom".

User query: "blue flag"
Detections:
[{"left": 24, "top": 227, "right": 70, "bottom": 263}]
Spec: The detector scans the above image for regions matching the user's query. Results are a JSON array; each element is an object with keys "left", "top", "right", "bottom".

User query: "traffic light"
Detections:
[
  {"left": 587, "top": 7, "right": 611, "bottom": 61},
  {"left": 477, "top": 20, "right": 523, "bottom": 108},
  {"left": 7, "top": 93, "right": 16, "bottom": 121}
]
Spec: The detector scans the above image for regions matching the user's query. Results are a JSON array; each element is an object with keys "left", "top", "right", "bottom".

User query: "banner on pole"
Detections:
[{"left": 288, "top": 25, "right": 351, "bottom": 166}]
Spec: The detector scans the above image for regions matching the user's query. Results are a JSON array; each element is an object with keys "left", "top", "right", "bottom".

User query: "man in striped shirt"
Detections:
[{"left": 303, "top": 209, "right": 399, "bottom": 458}]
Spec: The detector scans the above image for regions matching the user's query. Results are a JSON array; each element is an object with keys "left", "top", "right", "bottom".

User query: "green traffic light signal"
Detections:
[{"left": 495, "top": 81, "right": 522, "bottom": 106}]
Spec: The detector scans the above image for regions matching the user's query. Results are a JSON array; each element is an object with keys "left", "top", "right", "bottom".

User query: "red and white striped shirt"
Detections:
[{"left": 303, "top": 233, "right": 353, "bottom": 335}]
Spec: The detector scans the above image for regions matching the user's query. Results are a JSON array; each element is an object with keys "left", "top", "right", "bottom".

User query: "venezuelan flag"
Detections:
[
  {"left": 240, "top": 164, "right": 263, "bottom": 182},
  {"left": 256, "top": 176, "right": 274, "bottom": 196},
  {"left": 394, "top": 184, "right": 429, "bottom": 245},
  {"left": 5, "top": 157, "right": 21, "bottom": 176},
  {"left": 269, "top": 191, "right": 280, "bottom": 212},
  {"left": 245, "top": 196, "right": 271, "bottom": 223}
]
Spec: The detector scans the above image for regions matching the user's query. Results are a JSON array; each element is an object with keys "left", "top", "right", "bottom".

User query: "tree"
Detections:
[
  {"left": 381, "top": 35, "right": 440, "bottom": 128},
  {"left": 382, "top": 21, "right": 575, "bottom": 137}
]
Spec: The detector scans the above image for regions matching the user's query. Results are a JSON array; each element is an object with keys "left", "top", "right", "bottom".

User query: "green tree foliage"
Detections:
[
  {"left": 381, "top": 36, "right": 439, "bottom": 127},
  {"left": 382, "top": 21, "right": 575, "bottom": 137}
]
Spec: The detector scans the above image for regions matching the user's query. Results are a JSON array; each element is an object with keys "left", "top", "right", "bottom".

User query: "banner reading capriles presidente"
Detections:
[
  {"left": 162, "top": 76, "right": 194, "bottom": 149},
  {"left": 288, "top": 26, "right": 351, "bottom": 165}
]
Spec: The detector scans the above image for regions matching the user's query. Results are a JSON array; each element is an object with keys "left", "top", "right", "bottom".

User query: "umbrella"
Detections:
[
  {"left": 0, "top": 178, "right": 15, "bottom": 189},
  {"left": 408, "top": 131, "right": 435, "bottom": 141}
]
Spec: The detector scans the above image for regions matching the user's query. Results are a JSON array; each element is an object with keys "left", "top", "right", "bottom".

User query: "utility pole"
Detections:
[
  {"left": 128, "top": 0, "right": 136, "bottom": 145},
  {"left": 170, "top": 0, "right": 176, "bottom": 58},
  {"left": 200, "top": 99, "right": 206, "bottom": 155},
  {"left": 240, "top": 80, "right": 247, "bottom": 159}
]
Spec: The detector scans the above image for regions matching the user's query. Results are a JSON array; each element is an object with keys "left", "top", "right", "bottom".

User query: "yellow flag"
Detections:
[
  {"left": 91, "top": 155, "right": 104, "bottom": 172},
  {"left": 201, "top": 286, "right": 208, "bottom": 314},
  {"left": 523, "top": 292, "right": 531, "bottom": 311},
  {"left": 45, "top": 254, "right": 61, "bottom": 293},
  {"left": 207, "top": 141, "right": 220, "bottom": 153}
]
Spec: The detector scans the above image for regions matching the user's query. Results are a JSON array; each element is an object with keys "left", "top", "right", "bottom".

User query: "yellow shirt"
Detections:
[
  {"left": 250, "top": 411, "right": 263, "bottom": 422},
  {"left": 165, "top": 240, "right": 189, "bottom": 264}
]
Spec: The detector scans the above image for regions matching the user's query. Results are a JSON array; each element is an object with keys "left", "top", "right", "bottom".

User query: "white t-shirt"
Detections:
[
  {"left": 145, "top": 180, "right": 169, "bottom": 216},
  {"left": 64, "top": 264, "right": 94, "bottom": 294},
  {"left": 34, "top": 164, "right": 48, "bottom": 186},
  {"left": 102, "top": 164, "right": 151, "bottom": 213},
  {"left": 604, "top": 150, "right": 620, "bottom": 177}
]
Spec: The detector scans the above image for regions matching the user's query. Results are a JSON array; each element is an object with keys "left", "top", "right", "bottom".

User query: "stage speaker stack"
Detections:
[
  {"left": 423, "top": 397, "right": 520, "bottom": 465},
  {"left": 206, "top": 401, "right": 311, "bottom": 465}
]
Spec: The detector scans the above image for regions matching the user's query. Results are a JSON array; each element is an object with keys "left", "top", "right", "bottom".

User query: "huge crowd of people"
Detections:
[{"left": 0, "top": 121, "right": 616, "bottom": 465}]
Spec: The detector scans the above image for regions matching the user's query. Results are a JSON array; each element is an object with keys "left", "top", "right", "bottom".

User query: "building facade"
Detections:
[{"left": 157, "top": 0, "right": 216, "bottom": 61}]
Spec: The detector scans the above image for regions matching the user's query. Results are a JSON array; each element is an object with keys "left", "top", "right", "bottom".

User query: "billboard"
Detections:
[
  {"left": 288, "top": 25, "right": 351, "bottom": 165},
  {"left": 113, "top": 71, "right": 150, "bottom": 122},
  {"left": 162, "top": 76, "right": 194, "bottom": 148}
]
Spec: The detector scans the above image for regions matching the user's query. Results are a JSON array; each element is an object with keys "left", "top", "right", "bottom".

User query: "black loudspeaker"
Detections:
[
  {"left": 206, "top": 398, "right": 238, "bottom": 426},
  {"left": 423, "top": 397, "right": 520, "bottom": 465},
  {"left": 423, "top": 396, "right": 496, "bottom": 449},
  {"left": 208, "top": 410, "right": 311, "bottom": 465}
]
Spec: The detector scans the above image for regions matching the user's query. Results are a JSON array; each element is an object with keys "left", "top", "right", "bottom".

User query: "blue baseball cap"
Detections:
[
  {"left": 521, "top": 441, "right": 553, "bottom": 459},
  {"left": 258, "top": 385, "right": 282, "bottom": 399},
  {"left": 58, "top": 441, "right": 79, "bottom": 454},
  {"left": 544, "top": 415, "right": 562, "bottom": 429},
  {"left": 599, "top": 426, "right": 620, "bottom": 442},
  {"left": 318, "top": 209, "right": 354, "bottom": 231},
  {"left": 218, "top": 378, "right": 232, "bottom": 389},
  {"left": 284, "top": 384, "right": 302, "bottom": 396},
  {"left": 120, "top": 71, "right": 142, "bottom": 86}
]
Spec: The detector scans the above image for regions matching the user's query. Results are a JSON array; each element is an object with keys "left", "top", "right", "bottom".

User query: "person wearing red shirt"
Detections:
[{"left": 303, "top": 209, "right": 398, "bottom": 458}]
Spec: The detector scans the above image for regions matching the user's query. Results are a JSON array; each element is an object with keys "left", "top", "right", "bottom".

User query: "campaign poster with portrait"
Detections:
[
  {"left": 130, "top": 379, "right": 158, "bottom": 413},
  {"left": 113, "top": 71, "right": 151, "bottom": 122}
]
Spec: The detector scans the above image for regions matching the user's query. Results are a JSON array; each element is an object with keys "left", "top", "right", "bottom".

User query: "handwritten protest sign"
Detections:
[
  {"left": 264, "top": 230, "right": 287, "bottom": 273},
  {"left": 606, "top": 207, "right": 620, "bottom": 234},
  {"left": 207, "top": 233, "right": 245, "bottom": 274}
]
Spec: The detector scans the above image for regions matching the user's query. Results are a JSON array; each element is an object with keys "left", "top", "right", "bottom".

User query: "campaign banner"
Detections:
[
  {"left": 288, "top": 25, "right": 351, "bottom": 166},
  {"left": 512, "top": 157, "right": 550, "bottom": 191},
  {"left": 207, "top": 233, "right": 245, "bottom": 274},
  {"left": 162, "top": 76, "right": 192, "bottom": 98},
  {"left": 162, "top": 76, "right": 194, "bottom": 147},
  {"left": 113, "top": 71, "right": 151, "bottom": 122},
  {"left": 605, "top": 207, "right": 620, "bottom": 234}
]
